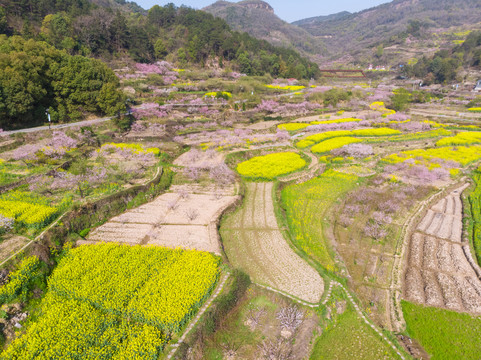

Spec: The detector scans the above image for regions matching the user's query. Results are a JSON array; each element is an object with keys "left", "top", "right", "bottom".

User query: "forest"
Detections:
[
  {"left": 402, "top": 31, "right": 481, "bottom": 84},
  {"left": 0, "top": 1, "right": 319, "bottom": 129}
]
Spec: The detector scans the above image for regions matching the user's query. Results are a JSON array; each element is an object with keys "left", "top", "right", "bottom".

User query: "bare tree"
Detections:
[
  {"left": 276, "top": 306, "right": 304, "bottom": 332},
  {"left": 178, "top": 189, "right": 190, "bottom": 199},
  {"left": 185, "top": 208, "right": 199, "bottom": 222},
  {"left": 184, "top": 166, "right": 201, "bottom": 181},
  {"left": 259, "top": 338, "right": 292, "bottom": 360},
  {"left": 209, "top": 163, "right": 235, "bottom": 186},
  {"left": 167, "top": 199, "right": 179, "bottom": 211},
  {"left": 246, "top": 306, "right": 267, "bottom": 329}
]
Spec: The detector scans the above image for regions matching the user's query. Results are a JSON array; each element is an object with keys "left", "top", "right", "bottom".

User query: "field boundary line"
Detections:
[
  {"left": 166, "top": 272, "right": 230, "bottom": 360},
  {"left": 333, "top": 281, "right": 406, "bottom": 360},
  {"left": 254, "top": 282, "right": 320, "bottom": 308},
  {"left": 0, "top": 213, "right": 67, "bottom": 268}
]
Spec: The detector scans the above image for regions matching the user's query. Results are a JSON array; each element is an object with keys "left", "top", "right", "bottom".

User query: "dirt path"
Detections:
[
  {"left": 1, "top": 116, "right": 114, "bottom": 136},
  {"left": 279, "top": 151, "right": 323, "bottom": 184},
  {"left": 221, "top": 182, "right": 324, "bottom": 304},
  {"left": 166, "top": 272, "right": 230, "bottom": 360}
]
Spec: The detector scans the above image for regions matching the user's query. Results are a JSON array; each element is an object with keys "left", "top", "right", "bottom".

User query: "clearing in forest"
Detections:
[
  {"left": 221, "top": 182, "right": 324, "bottom": 304},
  {"left": 403, "top": 184, "right": 481, "bottom": 313}
]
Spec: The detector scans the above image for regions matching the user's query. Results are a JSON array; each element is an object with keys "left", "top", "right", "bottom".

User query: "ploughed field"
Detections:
[
  {"left": 221, "top": 182, "right": 324, "bottom": 303},
  {"left": 88, "top": 189, "right": 239, "bottom": 254},
  {"left": 404, "top": 184, "right": 481, "bottom": 313}
]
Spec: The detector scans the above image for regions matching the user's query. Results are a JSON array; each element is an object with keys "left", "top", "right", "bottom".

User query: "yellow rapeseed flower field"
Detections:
[
  {"left": 100, "top": 142, "right": 160, "bottom": 155},
  {"left": 0, "top": 191, "right": 59, "bottom": 228},
  {"left": 296, "top": 128, "right": 401, "bottom": 149},
  {"left": 265, "top": 84, "right": 306, "bottom": 91},
  {"left": 311, "top": 137, "right": 362, "bottom": 154},
  {"left": 236, "top": 152, "right": 307, "bottom": 179},
  {"left": 2, "top": 243, "right": 219, "bottom": 359},
  {"left": 436, "top": 131, "right": 481, "bottom": 146},
  {"left": 384, "top": 145, "right": 481, "bottom": 167},
  {"left": 277, "top": 123, "right": 310, "bottom": 131}
]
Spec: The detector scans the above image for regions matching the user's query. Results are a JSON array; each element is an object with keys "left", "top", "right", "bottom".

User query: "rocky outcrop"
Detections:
[{"left": 239, "top": 0, "right": 274, "bottom": 13}]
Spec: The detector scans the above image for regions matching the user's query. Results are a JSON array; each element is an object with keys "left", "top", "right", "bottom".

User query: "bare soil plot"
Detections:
[
  {"left": 237, "top": 120, "right": 281, "bottom": 130},
  {"left": 173, "top": 149, "right": 225, "bottom": 168},
  {"left": 410, "top": 105, "right": 481, "bottom": 120},
  {"left": 88, "top": 190, "right": 239, "bottom": 254},
  {"left": 170, "top": 183, "right": 237, "bottom": 196},
  {"left": 0, "top": 236, "right": 29, "bottom": 262},
  {"left": 221, "top": 182, "right": 324, "bottom": 304},
  {"left": 403, "top": 184, "right": 481, "bottom": 313}
]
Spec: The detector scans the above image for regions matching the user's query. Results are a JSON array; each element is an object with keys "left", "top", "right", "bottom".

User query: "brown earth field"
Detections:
[
  {"left": 221, "top": 182, "right": 324, "bottom": 304},
  {"left": 403, "top": 184, "right": 481, "bottom": 314}
]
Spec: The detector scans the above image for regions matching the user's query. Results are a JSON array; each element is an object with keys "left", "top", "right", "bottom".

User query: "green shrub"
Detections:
[{"left": 79, "top": 228, "right": 90, "bottom": 238}]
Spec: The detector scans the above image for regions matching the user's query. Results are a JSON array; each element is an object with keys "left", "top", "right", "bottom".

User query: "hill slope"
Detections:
[
  {"left": 294, "top": 0, "right": 481, "bottom": 65},
  {"left": 203, "top": 0, "right": 326, "bottom": 61}
]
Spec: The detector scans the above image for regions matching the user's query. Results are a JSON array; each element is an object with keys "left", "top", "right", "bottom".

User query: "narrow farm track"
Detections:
[
  {"left": 402, "top": 184, "right": 481, "bottom": 314},
  {"left": 166, "top": 272, "right": 230, "bottom": 360},
  {"left": 221, "top": 182, "right": 324, "bottom": 304},
  {"left": 279, "top": 150, "right": 322, "bottom": 183},
  {"left": 1, "top": 116, "right": 114, "bottom": 135}
]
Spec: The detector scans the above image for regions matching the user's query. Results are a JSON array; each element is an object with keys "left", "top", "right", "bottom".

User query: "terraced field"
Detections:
[
  {"left": 403, "top": 184, "right": 481, "bottom": 313},
  {"left": 221, "top": 182, "right": 324, "bottom": 304},
  {"left": 88, "top": 187, "right": 239, "bottom": 254}
]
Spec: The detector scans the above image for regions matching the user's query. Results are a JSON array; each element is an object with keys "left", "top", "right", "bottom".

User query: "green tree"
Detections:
[
  {"left": 154, "top": 38, "right": 168, "bottom": 59},
  {"left": 0, "top": 7, "right": 7, "bottom": 34},
  {"left": 40, "top": 13, "right": 73, "bottom": 49},
  {"left": 97, "top": 83, "right": 126, "bottom": 116},
  {"left": 187, "top": 35, "right": 202, "bottom": 62},
  {"left": 177, "top": 47, "right": 187, "bottom": 65},
  {"left": 237, "top": 52, "right": 251, "bottom": 75}
]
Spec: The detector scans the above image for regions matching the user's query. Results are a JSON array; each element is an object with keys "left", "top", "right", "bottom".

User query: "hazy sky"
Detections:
[{"left": 134, "top": 0, "right": 392, "bottom": 22}]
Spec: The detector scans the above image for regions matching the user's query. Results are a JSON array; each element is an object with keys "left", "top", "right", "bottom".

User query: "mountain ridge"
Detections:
[
  {"left": 293, "top": 0, "right": 481, "bottom": 64},
  {"left": 203, "top": 0, "right": 327, "bottom": 62}
]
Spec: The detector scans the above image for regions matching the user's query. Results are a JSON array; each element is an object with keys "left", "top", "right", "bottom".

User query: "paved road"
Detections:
[{"left": 1, "top": 116, "right": 114, "bottom": 136}]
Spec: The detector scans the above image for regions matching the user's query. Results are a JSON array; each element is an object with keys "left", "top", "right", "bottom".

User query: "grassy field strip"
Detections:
[
  {"left": 409, "top": 107, "right": 481, "bottom": 119},
  {"left": 333, "top": 281, "right": 407, "bottom": 360},
  {"left": 255, "top": 277, "right": 406, "bottom": 359},
  {"left": 221, "top": 182, "right": 324, "bottom": 303},
  {"left": 166, "top": 272, "right": 230, "bottom": 360},
  {"left": 321, "top": 280, "right": 335, "bottom": 305},
  {"left": 0, "top": 214, "right": 66, "bottom": 268}
]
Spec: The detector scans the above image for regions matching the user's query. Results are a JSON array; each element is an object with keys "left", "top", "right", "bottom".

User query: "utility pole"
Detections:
[{"left": 46, "top": 108, "right": 51, "bottom": 129}]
